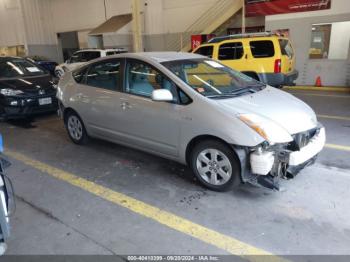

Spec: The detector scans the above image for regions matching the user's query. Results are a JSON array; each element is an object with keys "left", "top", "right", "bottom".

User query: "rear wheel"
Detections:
[
  {"left": 190, "top": 140, "right": 241, "bottom": 191},
  {"left": 65, "top": 111, "right": 88, "bottom": 145}
]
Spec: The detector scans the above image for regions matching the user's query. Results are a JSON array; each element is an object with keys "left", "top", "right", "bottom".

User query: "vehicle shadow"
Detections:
[
  {"left": 5, "top": 112, "right": 57, "bottom": 129},
  {"left": 6, "top": 118, "right": 37, "bottom": 129}
]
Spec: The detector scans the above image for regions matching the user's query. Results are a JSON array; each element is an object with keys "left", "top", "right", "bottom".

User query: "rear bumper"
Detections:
[
  {"left": 258, "top": 70, "right": 299, "bottom": 87},
  {"left": 0, "top": 95, "right": 58, "bottom": 120}
]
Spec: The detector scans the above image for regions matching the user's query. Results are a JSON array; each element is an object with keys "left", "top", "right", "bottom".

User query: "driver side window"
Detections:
[{"left": 125, "top": 60, "right": 178, "bottom": 103}]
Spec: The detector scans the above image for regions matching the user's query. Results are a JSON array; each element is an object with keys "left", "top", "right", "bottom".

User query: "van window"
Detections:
[
  {"left": 218, "top": 42, "right": 244, "bottom": 60},
  {"left": 194, "top": 46, "right": 214, "bottom": 58},
  {"left": 250, "top": 40, "right": 275, "bottom": 58},
  {"left": 279, "top": 39, "right": 294, "bottom": 58}
]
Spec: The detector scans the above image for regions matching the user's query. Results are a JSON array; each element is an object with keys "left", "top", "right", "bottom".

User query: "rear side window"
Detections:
[
  {"left": 279, "top": 39, "right": 294, "bottom": 58},
  {"left": 194, "top": 46, "right": 214, "bottom": 58},
  {"left": 218, "top": 42, "right": 244, "bottom": 60},
  {"left": 250, "top": 40, "right": 275, "bottom": 58},
  {"left": 85, "top": 60, "right": 120, "bottom": 90}
]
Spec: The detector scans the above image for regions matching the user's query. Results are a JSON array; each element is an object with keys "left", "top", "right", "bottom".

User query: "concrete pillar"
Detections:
[
  {"left": 131, "top": 0, "right": 143, "bottom": 52},
  {"left": 241, "top": 0, "right": 246, "bottom": 34}
]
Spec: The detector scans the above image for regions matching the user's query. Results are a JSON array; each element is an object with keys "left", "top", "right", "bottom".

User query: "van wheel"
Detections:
[
  {"left": 190, "top": 140, "right": 241, "bottom": 191},
  {"left": 65, "top": 111, "right": 88, "bottom": 145}
]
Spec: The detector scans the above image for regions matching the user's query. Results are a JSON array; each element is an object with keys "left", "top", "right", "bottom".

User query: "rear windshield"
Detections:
[
  {"left": 250, "top": 40, "right": 275, "bottom": 58},
  {"left": 0, "top": 58, "right": 46, "bottom": 78},
  {"left": 279, "top": 39, "right": 294, "bottom": 58}
]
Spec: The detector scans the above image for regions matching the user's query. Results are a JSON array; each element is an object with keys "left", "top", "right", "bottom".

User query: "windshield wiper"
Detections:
[
  {"left": 207, "top": 84, "right": 266, "bottom": 99},
  {"left": 207, "top": 94, "right": 240, "bottom": 99}
]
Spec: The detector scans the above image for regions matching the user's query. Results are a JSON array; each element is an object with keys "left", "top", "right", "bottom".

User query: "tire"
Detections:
[
  {"left": 64, "top": 111, "right": 88, "bottom": 145},
  {"left": 190, "top": 140, "right": 241, "bottom": 192}
]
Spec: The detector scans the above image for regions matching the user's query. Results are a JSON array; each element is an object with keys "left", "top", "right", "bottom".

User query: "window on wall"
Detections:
[{"left": 309, "top": 21, "right": 350, "bottom": 60}]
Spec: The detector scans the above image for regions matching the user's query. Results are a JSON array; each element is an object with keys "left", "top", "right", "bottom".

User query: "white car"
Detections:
[{"left": 55, "top": 48, "right": 127, "bottom": 78}]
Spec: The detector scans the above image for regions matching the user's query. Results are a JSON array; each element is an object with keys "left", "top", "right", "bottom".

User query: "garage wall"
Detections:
[
  {"left": 0, "top": 0, "right": 25, "bottom": 47},
  {"left": 266, "top": 0, "right": 350, "bottom": 86},
  {"left": 19, "top": 0, "right": 62, "bottom": 62}
]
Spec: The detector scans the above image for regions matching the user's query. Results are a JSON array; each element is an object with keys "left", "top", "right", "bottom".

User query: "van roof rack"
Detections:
[{"left": 208, "top": 32, "right": 280, "bottom": 43}]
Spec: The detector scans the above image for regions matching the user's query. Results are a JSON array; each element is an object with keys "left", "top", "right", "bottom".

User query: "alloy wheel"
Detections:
[
  {"left": 67, "top": 115, "right": 83, "bottom": 141},
  {"left": 196, "top": 149, "right": 232, "bottom": 186}
]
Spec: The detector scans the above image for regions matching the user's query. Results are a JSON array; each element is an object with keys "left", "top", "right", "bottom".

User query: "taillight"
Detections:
[{"left": 274, "top": 59, "right": 281, "bottom": 73}]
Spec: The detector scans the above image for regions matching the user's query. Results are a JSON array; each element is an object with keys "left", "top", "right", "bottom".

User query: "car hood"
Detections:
[
  {"left": 215, "top": 86, "right": 318, "bottom": 135},
  {"left": 0, "top": 75, "right": 55, "bottom": 93}
]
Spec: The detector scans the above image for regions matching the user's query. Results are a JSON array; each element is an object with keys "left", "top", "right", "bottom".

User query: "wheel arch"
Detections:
[
  {"left": 185, "top": 135, "right": 247, "bottom": 183},
  {"left": 63, "top": 107, "right": 81, "bottom": 124}
]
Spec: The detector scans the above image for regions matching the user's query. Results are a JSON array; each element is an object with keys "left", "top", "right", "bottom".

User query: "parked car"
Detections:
[
  {"left": 55, "top": 48, "right": 127, "bottom": 78},
  {"left": 0, "top": 56, "right": 58, "bottom": 120},
  {"left": 193, "top": 32, "right": 298, "bottom": 88},
  {"left": 26, "top": 56, "right": 58, "bottom": 76},
  {"left": 57, "top": 52, "right": 325, "bottom": 191}
]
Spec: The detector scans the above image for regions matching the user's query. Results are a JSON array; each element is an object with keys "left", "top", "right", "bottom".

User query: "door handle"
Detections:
[{"left": 121, "top": 102, "right": 132, "bottom": 110}]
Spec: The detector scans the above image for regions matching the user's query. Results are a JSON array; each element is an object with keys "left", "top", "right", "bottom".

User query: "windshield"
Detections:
[
  {"left": 0, "top": 58, "right": 47, "bottom": 78},
  {"left": 161, "top": 59, "right": 264, "bottom": 98}
]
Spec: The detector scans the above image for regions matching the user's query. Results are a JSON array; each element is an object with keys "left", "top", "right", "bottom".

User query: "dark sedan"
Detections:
[{"left": 0, "top": 57, "right": 58, "bottom": 120}]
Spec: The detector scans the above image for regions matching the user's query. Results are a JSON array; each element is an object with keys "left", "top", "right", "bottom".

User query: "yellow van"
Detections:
[{"left": 193, "top": 33, "right": 298, "bottom": 88}]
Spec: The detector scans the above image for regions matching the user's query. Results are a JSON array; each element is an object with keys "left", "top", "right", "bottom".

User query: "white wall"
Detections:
[
  {"left": 20, "top": 0, "right": 57, "bottom": 45},
  {"left": 328, "top": 21, "right": 350, "bottom": 59},
  {"left": 163, "top": 0, "right": 218, "bottom": 33},
  {"left": 50, "top": 0, "right": 107, "bottom": 33},
  {"left": 0, "top": 0, "right": 25, "bottom": 47}
]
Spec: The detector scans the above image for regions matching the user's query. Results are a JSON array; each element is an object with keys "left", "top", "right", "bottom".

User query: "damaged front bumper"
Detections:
[{"left": 242, "top": 125, "right": 326, "bottom": 190}]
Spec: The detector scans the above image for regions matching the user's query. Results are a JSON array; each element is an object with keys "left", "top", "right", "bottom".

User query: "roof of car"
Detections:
[{"left": 119, "top": 52, "right": 205, "bottom": 63}]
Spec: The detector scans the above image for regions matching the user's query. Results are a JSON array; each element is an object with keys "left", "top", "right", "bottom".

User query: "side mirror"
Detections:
[{"left": 151, "top": 89, "right": 173, "bottom": 102}]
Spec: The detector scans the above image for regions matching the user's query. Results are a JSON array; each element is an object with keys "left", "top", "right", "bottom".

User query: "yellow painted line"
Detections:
[
  {"left": 317, "top": 115, "right": 350, "bottom": 121},
  {"left": 6, "top": 150, "right": 286, "bottom": 262},
  {"left": 283, "top": 86, "right": 350, "bottom": 92},
  {"left": 325, "top": 144, "right": 350, "bottom": 152},
  {"left": 288, "top": 92, "right": 350, "bottom": 98}
]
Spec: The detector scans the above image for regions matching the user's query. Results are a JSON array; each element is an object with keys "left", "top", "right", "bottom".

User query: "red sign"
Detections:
[
  {"left": 191, "top": 35, "right": 203, "bottom": 50},
  {"left": 191, "top": 34, "right": 216, "bottom": 50},
  {"left": 245, "top": 0, "right": 331, "bottom": 17}
]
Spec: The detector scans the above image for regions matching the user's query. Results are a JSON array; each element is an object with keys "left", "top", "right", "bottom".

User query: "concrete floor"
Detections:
[{"left": 0, "top": 89, "right": 349, "bottom": 256}]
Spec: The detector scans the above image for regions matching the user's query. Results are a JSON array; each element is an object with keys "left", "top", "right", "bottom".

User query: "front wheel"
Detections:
[
  {"left": 65, "top": 111, "right": 88, "bottom": 145},
  {"left": 190, "top": 140, "right": 241, "bottom": 192}
]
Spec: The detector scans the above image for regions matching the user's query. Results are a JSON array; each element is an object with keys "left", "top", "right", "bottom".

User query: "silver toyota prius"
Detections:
[{"left": 57, "top": 52, "right": 326, "bottom": 191}]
